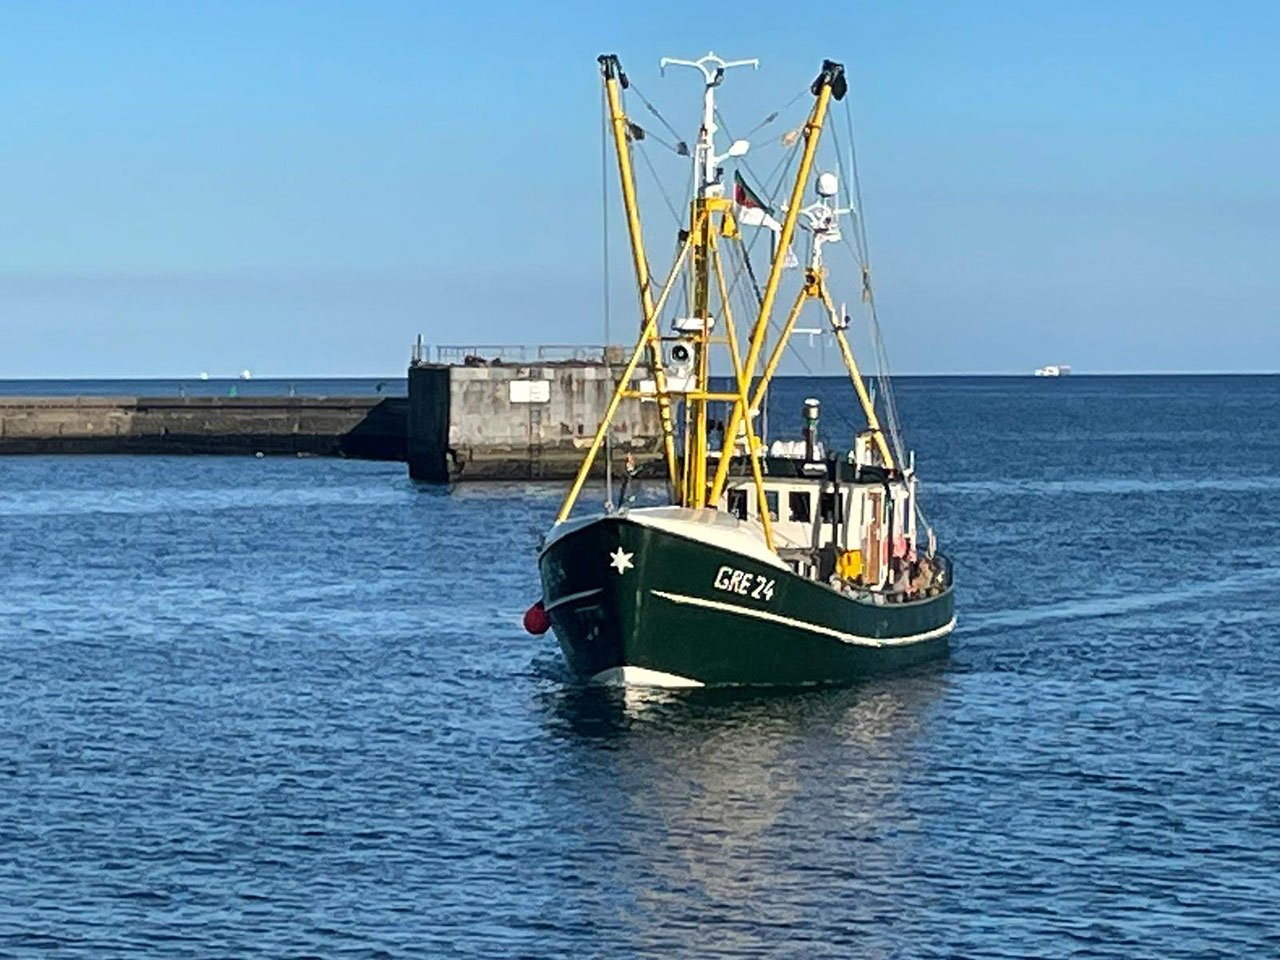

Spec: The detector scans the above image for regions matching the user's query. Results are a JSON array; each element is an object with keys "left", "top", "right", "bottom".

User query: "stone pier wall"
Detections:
[
  {"left": 407, "top": 362, "right": 665, "bottom": 482},
  {"left": 0, "top": 396, "right": 407, "bottom": 459},
  {"left": 0, "top": 357, "right": 666, "bottom": 482}
]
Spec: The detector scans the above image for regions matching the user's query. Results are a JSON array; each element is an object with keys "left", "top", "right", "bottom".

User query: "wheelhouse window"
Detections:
[
  {"left": 727, "top": 489, "right": 748, "bottom": 520},
  {"left": 764, "top": 490, "right": 779, "bottom": 522},
  {"left": 789, "top": 490, "right": 812, "bottom": 522},
  {"left": 820, "top": 490, "right": 843, "bottom": 524}
]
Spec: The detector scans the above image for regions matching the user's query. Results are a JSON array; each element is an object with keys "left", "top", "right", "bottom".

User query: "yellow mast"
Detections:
[
  {"left": 707, "top": 60, "right": 846, "bottom": 507},
  {"left": 688, "top": 204, "right": 712, "bottom": 507},
  {"left": 598, "top": 54, "right": 681, "bottom": 495},
  {"left": 656, "top": 51, "right": 759, "bottom": 509}
]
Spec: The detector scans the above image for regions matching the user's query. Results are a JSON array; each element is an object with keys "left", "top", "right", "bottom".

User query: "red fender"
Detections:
[{"left": 523, "top": 599, "right": 550, "bottom": 635}]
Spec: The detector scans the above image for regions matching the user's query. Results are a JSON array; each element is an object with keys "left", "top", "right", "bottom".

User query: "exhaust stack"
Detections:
[{"left": 803, "top": 397, "right": 821, "bottom": 462}]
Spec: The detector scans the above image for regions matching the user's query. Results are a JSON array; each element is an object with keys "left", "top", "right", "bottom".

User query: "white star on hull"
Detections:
[{"left": 609, "top": 547, "right": 635, "bottom": 574}]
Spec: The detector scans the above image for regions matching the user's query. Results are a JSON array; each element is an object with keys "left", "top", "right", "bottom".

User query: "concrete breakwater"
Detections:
[
  {"left": 0, "top": 354, "right": 667, "bottom": 481},
  {"left": 406, "top": 360, "right": 663, "bottom": 482},
  {"left": 0, "top": 348, "right": 668, "bottom": 480},
  {"left": 0, "top": 396, "right": 406, "bottom": 460}
]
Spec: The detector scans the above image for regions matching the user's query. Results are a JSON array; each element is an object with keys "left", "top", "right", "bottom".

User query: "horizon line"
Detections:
[{"left": 0, "top": 370, "right": 1278, "bottom": 381}]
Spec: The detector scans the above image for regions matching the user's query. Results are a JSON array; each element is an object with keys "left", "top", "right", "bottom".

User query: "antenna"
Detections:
[{"left": 658, "top": 51, "right": 759, "bottom": 199}]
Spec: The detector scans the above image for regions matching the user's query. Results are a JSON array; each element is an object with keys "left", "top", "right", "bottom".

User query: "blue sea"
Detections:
[{"left": 2, "top": 375, "right": 1278, "bottom": 957}]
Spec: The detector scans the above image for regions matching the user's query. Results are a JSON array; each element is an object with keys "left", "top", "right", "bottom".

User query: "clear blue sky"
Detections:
[{"left": 1, "top": 0, "right": 1276, "bottom": 377}]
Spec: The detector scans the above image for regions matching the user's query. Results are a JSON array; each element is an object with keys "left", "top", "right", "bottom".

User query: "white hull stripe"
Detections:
[
  {"left": 589, "top": 666, "right": 704, "bottom": 688},
  {"left": 650, "top": 590, "right": 956, "bottom": 648},
  {"left": 544, "top": 588, "right": 603, "bottom": 612}
]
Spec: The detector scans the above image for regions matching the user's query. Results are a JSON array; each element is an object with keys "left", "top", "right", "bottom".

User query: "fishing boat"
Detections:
[{"left": 529, "top": 52, "right": 955, "bottom": 687}]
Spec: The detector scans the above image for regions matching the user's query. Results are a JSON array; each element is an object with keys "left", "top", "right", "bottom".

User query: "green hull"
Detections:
[{"left": 538, "top": 512, "right": 955, "bottom": 687}]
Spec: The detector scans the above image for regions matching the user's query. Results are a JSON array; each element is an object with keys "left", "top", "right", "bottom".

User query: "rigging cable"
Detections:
[
  {"left": 626, "top": 81, "right": 690, "bottom": 156},
  {"left": 616, "top": 84, "right": 691, "bottom": 228},
  {"left": 743, "top": 86, "right": 811, "bottom": 138},
  {"left": 714, "top": 105, "right": 808, "bottom": 217},
  {"left": 720, "top": 139, "right": 802, "bottom": 306},
  {"left": 831, "top": 97, "right": 909, "bottom": 471},
  {"left": 633, "top": 139, "right": 685, "bottom": 227},
  {"left": 834, "top": 96, "right": 932, "bottom": 541},
  {"left": 625, "top": 121, "right": 687, "bottom": 159}
]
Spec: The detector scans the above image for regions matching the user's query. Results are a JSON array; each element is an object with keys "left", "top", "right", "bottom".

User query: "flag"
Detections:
[
  {"left": 733, "top": 171, "right": 781, "bottom": 231},
  {"left": 733, "top": 171, "right": 797, "bottom": 268}
]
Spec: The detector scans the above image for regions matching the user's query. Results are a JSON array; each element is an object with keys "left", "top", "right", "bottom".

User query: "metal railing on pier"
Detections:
[{"left": 411, "top": 337, "right": 618, "bottom": 366}]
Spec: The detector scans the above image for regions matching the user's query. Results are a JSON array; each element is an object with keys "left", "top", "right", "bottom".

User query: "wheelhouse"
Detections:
[{"left": 716, "top": 428, "right": 918, "bottom": 591}]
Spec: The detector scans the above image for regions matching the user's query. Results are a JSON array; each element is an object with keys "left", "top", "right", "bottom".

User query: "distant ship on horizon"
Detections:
[{"left": 1034, "top": 364, "right": 1072, "bottom": 377}]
